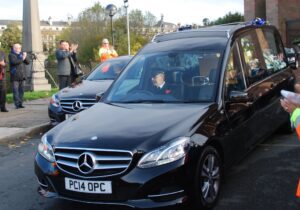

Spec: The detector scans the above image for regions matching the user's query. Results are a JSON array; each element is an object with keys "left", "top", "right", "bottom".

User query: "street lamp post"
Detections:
[
  {"left": 124, "top": 0, "right": 130, "bottom": 55},
  {"left": 105, "top": 4, "right": 117, "bottom": 47}
]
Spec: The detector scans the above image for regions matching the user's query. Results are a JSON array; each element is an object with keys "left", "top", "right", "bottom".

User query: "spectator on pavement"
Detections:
[
  {"left": 8, "top": 43, "right": 30, "bottom": 109},
  {"left": 56, "top": 40, "right": 78, "bottom": 90},
  {"left": 0, "top": 50, "right": 8, "bottom": 112},
  {"left": 98, "top": 38, "right": 118, "bottom": 63},
  {"left": 280, "top": 91, "right": 300, "bottom": 198},
  {"left": 281, "top": 98, "right": 299, "bottom": 135}
]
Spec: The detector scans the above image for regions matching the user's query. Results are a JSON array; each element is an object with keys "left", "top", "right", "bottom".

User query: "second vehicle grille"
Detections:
[{"left": 60, "top": 98, "right": 96, "bottom": 114}]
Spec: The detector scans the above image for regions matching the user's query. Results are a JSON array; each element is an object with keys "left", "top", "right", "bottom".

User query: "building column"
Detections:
[{"left": 23, "top": 0, "right": 51, "bottom": 91}]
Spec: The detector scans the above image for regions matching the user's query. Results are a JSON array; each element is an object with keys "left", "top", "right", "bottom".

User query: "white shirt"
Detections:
[{"left": 158, "top": 82, "right": 165, "bottom": 89}]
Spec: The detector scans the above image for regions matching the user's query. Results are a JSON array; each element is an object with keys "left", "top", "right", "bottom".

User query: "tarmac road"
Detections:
[{"left": 0, "top": 133, "right": 300, "bottom": 210}]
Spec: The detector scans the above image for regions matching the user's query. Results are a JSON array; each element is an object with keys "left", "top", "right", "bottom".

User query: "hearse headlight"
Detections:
[
  {"left": 50, "top": 94, "right": 60, "bottom": 107},
  {"left": 38, "top": 135, "right": 55, "bottom": 162},
  {"left": 137, "top": 137, "right": 190, "bottom": 168}
]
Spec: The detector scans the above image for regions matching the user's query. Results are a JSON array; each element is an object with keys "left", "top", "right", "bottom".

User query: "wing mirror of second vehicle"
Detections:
[
  {"left": 229, "top": 90, "right": 252, "bottom": 103},
  {"left": 80, "top": 74, "right": 87, "bottom": 80},
  {"left": 95, "top": 92, "right": 105, "bottom": 102}
]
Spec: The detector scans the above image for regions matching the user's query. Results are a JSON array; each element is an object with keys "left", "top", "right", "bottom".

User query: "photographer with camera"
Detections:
[{"left": 8, "top": 43, "right": 30, "bottom": 109}]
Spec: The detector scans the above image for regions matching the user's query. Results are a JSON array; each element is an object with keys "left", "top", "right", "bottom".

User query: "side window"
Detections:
[
  {"left": 240, "top": 32, "right": 265, "bottom": 85},
  {"left": 225, "top": 43, "right": 246, "bottom": 98},
  {"left": 256, "top": 28, "right": 287, "bottom": 73}
]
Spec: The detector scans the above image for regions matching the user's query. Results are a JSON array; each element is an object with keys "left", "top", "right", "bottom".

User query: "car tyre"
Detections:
[{"left": 192, "top": 146, "right": 222, "bottom": 209}]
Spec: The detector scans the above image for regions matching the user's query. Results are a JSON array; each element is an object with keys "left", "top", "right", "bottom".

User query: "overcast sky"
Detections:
[{"left": 0, "top": 0, "right": 244, "bottom": 25}]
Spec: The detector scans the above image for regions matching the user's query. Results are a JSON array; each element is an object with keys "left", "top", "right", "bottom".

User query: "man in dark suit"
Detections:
[
  {"left": 151, "top": 71, "right": 172, "bottom": 95},
  {"left": 56, "top": 40, "right": 78, "bottom": 89}
]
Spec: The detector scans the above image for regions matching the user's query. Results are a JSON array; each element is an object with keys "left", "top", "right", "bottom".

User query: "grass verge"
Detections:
[{"left": 6, "top": 88, "right": 58, "bottom": 104}]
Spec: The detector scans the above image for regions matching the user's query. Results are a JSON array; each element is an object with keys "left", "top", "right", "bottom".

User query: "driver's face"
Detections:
[{"left": 153, "top": 73, "right": 165, "bottom": 87}]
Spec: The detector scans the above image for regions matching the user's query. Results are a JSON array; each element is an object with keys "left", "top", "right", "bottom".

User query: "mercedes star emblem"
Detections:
[
  {"left": 72, "top": 101, "right": 82, "bottom": 112},
  {"left": 77, "top": 152, "right": 96, "bottom": 174}
]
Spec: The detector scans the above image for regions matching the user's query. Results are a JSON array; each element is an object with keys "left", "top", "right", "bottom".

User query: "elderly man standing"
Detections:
[
  {"left": 9, "top": 43, "right": 30, "bottom": 109},
  {"left": 56, "top": 40, "right": 78, "bottom": 90}
]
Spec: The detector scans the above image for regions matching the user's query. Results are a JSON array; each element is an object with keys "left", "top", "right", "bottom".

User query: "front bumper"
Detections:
[{"left": 34, "top": 153, "right": 189, "bottom": 208}]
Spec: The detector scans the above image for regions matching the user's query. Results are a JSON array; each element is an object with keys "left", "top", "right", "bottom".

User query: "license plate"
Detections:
[
  {"left": 65, "top": 114, "right": 73, "bottom": 119},
  {"left": 65, "top": 177, "right": 112, "bottom": 194}
]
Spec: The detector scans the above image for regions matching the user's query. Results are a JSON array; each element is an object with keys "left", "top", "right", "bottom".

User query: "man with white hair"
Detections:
[
  {"left": 8, "top": 43, "right": 30, "bottom": 109},
  {"left": 98, "top": 38, "right": 118, "bottom": 63}
]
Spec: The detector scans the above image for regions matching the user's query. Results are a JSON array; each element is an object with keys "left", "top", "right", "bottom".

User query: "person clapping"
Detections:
[
  {"left": 98, "top": 38, "right": 118, "bottom": 63},
  {"left": 8, "top": 43, "right": 30, "bottom": 109}
]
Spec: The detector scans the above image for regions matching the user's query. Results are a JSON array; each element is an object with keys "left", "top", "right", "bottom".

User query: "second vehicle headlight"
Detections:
[
  {"left": 137, "top": 137, "right": 190, "bottom": 168},
  {"left": 50, "top": 94, "right": 60, "bottom": 107},
  {"left": 38, "top": 135, "right": 55, "bottom": 162}
]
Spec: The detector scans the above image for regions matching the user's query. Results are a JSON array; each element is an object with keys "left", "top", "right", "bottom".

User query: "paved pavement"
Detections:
[{"left": 0, "top": 97, "right": 51, "bottom": 145}]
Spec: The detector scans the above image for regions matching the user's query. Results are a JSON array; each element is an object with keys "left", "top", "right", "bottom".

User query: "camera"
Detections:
[{"left": 25, "top": 51, "right": 37, "bottom": 60}]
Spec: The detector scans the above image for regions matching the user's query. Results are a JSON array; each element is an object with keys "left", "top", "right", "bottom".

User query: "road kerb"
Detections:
[{"left": 0, "top": 123, "right": 52, "bottom": 145}]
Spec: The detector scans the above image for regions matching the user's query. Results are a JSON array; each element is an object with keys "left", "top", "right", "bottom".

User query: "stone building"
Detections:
[
  {"left": 40, "top": 17, "right": 72, "bottom": 50},
  {"left": 0, "top": 17, "right": 178, "bottom": 50},
  {"left": 244, "top": 0, "right": 300, "bottom": 46},
  {"left": 0, "top": 17, "right": 71, "bottom": 50}
]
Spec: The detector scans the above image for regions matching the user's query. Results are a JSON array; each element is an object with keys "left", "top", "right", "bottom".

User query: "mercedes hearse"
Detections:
[{"left": 35, "top": 22, "right": 294, "bottom": 209}]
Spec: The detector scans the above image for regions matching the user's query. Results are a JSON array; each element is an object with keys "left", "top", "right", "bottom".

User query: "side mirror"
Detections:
[
  {"left": 95, "top": 92, "right": 105, "bottom": 102},
  {"left": 285, "top": 47, "right": 298, "bottom": 69},
  {"left": 229, "top": 90, "right": 251, "bottom": 103}
]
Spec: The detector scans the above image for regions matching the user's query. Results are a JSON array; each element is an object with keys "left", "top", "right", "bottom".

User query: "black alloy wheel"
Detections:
[{"left": 194, "top": 146, "right": 222, "bottom": 209}]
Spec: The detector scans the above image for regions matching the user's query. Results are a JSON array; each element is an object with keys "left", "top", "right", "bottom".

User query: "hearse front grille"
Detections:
[{"left": 54, "top": 147, "right": 133, "bottom": 178}]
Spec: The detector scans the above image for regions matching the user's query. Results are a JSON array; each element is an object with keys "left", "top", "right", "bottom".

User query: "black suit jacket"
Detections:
[{"left": 152, "top": 83, "right": 172, "bottom": 95}]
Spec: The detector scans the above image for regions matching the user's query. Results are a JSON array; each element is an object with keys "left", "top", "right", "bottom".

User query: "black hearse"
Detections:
[{"left": 35, "top": 22, "right": 294, "bottom": 209}]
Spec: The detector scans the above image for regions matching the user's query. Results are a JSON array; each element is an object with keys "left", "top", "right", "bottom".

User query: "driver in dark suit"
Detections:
[{"left": 151, "top": 71, "right": 172, "bottom": 95}]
